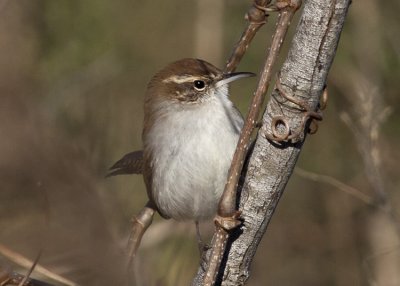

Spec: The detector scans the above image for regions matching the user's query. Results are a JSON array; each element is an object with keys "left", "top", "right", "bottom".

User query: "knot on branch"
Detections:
[
  {"left": 263, "top": 73, "right": 327, "bottom": 143},
  {"left": 246, "top": 5, "right": 268, "bottom": 25},
  {"left": 214, "top": 211, "right": 242, "bottom": 231}
]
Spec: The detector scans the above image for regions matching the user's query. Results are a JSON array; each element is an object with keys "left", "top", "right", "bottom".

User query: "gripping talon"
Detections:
[{"left": 214, "top": 211, "right": 242, "bottom": 231}]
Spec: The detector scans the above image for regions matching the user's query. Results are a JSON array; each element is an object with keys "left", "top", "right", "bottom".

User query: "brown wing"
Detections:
[{"left": 106, "top": 150, "right": 144, "bottom": 177}]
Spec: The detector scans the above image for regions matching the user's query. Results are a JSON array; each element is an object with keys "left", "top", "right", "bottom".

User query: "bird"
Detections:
[{"left": 108, "top": 58, "right": 254, "bottom": 241}]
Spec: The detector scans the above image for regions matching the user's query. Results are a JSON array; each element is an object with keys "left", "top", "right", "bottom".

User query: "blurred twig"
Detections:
[
  {"left": 0, "top": 244, "right": 77, "bottom": 286},
  {"left": 17, "top": 250, "right": 41, "bottom": 286},
  {"left": 295, "top": 167, "right": 374, "bottom": 206},
  {"left": 340, "top": 73, "right": 400, "bottom": 285},
  {"left": 340, "top": 107, "right": 392, "bottom": 203},
  {"left": 339, "top": 80, "right": 398, "bottom": 229},
  {"left": 295, "top": 168, "right": 400, "bottom": 227},
  {"left": 0, "top": 266, "right": 55, "bottom": 286},
  {"left": 362, "top": 244, "right": 400, "bottom": 286}
]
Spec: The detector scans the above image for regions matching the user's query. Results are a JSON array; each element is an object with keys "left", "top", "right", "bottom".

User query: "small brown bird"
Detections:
[{"left": 109, "top": 58, "right": 253, "bottom": 227}]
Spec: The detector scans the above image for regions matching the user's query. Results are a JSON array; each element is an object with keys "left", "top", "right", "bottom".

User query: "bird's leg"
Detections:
[{"left": 127, "top": 201, "right": 155, "bottom": 271}]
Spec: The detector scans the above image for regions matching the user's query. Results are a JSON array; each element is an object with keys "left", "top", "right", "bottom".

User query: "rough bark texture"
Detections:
[{"left": 193, "top": 0, "right": 351, "bottom": 285}]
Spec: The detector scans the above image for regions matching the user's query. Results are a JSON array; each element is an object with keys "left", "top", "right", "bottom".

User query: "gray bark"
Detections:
[{"left": 192, "top": 0, "right": 351, "bottom": 285}]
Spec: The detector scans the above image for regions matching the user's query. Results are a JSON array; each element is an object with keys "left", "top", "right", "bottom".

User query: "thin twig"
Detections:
[
  {"left": 362, "top": 244, "right": 400, "bottom": 286},
  {"left": 18, "top": 250, "right": 42, "bottom": 286},
  {"left": 0, "top": 266, "right": 55, "bottom": 286},
  {"left": 0, "top": 244, "right": 76, "bottom": 286},
  {"left": 295, "top": 168, "right": 374, "bottom": 205},
  {"left": 224, "top": 0, "right": 272, "bottom": 74},
  {"left": 339, "top": 80, "right": 400, "bottom": 245},
  {"left": 203, "top": 1, "right": 302, "bottom": 285},
  {"left": 295, "top": 167, "right": 400, "bottom": 235}
]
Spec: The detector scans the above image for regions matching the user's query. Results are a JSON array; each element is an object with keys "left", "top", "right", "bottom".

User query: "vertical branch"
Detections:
[
  {"left": 218, "top": 0, "right": 301, "bottom": 218},
  {"left": 193, "top": 0, "right": 352, "bottom": 284},
  {"left": 340, "top": 79, "right": 399, "bottom": 284},
  {"left": 201, "top": 1, "right": 302, "bottom": 285},
  {"left": 221, "top": 0, "right": 351, "bottom": 284}
]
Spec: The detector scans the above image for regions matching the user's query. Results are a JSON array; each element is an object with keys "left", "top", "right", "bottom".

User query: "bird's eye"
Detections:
[{"left": 193, "top": 80, "right": 206, "bottom": 91}]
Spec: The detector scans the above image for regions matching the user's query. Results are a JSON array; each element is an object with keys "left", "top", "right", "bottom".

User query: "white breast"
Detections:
[{"left": 144, "top": 89, "right": 243, "bottom": 221}]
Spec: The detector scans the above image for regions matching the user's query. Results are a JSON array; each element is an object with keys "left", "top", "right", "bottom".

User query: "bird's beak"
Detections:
[{"left": 215, "top": 72, "right": 256, "bottom": 88}]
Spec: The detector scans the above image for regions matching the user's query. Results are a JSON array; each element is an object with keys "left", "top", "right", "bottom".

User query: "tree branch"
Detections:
[
  {"left": 193, "top": 0, "right": 351, "bottom": 284},
  {"left": 202, "top": 1, "right": 302, "bottom": 285},
  {"left": 224, "top": 0, "right": 272, "bottom": 74}
]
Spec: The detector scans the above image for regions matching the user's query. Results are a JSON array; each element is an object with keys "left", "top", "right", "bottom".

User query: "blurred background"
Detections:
[{"left": 0, "top": 0, "right": 399, "bottom": 285}]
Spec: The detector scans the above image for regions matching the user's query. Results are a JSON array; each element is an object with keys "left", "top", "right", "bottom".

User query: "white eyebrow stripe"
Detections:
[{"left": 162, "top": 75, "right": 204, "bottom": 84}]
